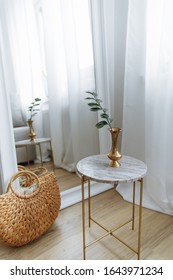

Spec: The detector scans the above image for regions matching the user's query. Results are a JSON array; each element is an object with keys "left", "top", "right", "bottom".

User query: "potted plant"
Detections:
[
  {"left": 85, "top": 91, "right": 122, "bottom": 167},
  {"left": 27, "top": 98, "right": 41, "bottom": 141}
]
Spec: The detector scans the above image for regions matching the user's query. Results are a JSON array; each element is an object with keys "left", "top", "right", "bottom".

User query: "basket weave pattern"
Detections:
[{"left": 0, "top": 170, "right": 61, "bottom": 247}]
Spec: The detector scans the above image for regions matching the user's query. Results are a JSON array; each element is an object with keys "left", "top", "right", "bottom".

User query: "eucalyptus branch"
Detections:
[
  {"left": 28, "top": 98, "right": 42, "bottom": 121},
  {"left": 85, "top": 91, "right": 113, "bottom": 129}
]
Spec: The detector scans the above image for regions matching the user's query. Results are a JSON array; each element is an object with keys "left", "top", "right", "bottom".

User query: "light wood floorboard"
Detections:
[
  {"left": 0, "top": 189, "right": 173, "bottom": 260},
  {"left": 24, "top": 160, "right": 81, "bottom": 192}
]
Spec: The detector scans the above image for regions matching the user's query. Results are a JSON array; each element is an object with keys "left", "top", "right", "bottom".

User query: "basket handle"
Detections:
[
  {"left": 17, "top": 165, "right": 26, "bottom": 171},
  {"left": 8, "top": 170, "right": 41, "bottom": 199},
  {"left": 6, "top": 171, "right": 32, "bottom": 193},
  {"left": 31, "top": 166, "right": 48, "bottom": 176}
]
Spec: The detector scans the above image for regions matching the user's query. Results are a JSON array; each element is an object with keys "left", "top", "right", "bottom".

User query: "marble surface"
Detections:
[
  {"left": 76, "top": 154, "right": 147, "bottom": 184},
  {"left": 15, "top": 137, "right": 51, "bottom": 146}
]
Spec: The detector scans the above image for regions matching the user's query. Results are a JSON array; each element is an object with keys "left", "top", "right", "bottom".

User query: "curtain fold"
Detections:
[
  {"left": 41, "top": 0, "right": 99, "bottom": 171},
  {"left": 1, "top": 0, "right": 48, "bottom": 161},
  {"left": 90, "top": 0, "right": 129, "bottom": 154},
  {"left": 90, "top": 0, "right": 116, "bottom": 153},
  {"left": 1, "top": 0, "right": 45, "bottom": 111},
  {"left": 117, "top": 0, "right": 173, "bottom": 215}
]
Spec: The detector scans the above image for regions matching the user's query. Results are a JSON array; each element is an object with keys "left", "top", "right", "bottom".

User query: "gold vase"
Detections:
[
  {"left": 107, "top": 127, "right": 122, "bottom": 167},
  {"left": 27, "top": 120, "right": 36, "bottom": 142}
]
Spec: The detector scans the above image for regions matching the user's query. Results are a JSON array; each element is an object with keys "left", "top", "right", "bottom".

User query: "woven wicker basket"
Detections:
[{"left": 0, "top": 169, "right": 61, "bottom": 247}]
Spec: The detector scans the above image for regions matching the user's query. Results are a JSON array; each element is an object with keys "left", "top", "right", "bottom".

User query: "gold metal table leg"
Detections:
[
  {"left": 38, "top": 143, "right": 43, "bottom": 166},
  {"left": 81, "top": 176, "right": 144, "bottom": 260},
  {"left": 132, "top": 181, "right": 136, "bottom": 230},
  {"left": 26, "top": 146, "right": 30, "bottom": 168},
  {"left": 81, "top": 176, "right": 86, "bottom": 260},
  {"left": 88, "top": 179, "right": 91, "bottom": 228},
  {"left": 138, "top": 178, "right": 143, "bottom": 260},
  {"left": 49, "top": 140, "right": 55, "bottom": 172}
]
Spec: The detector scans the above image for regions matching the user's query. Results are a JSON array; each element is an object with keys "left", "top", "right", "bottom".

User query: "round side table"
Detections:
[
  {"left": 76, "top": 154, "right": 147, "bottom": 260},
  {"left": 15, "top": 137, "right": 54, "bottom": 171}
]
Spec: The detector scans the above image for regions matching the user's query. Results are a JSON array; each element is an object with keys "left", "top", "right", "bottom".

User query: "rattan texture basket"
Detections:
[{"left": 0, "top": 169, "right": 61, "bottom": 247}]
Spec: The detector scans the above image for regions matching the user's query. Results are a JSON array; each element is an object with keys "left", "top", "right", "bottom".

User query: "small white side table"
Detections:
[
  {"left": 15, "top": 137, "right": 54, "bottom": 171},
  {"left": 76, "top": 154, "right": 147, "bottom": 260}
]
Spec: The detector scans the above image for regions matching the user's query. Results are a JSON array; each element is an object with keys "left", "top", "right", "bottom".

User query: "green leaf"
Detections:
[
  {"left": 103, "top": 108, "right": 108, "bottom": 112},
  {"left": 31, "top": 113, "right": 37, "bottom": 117},
  {"left": 96, "top": 120, "right": 108, "bottom": 128},
  {"left": 85, "top": 97, "right": 95, "bottom": 100},
  {"left": 95, "top": 98, "right": 102, "bottom": 103},
  {"left": 90, "top": 107, "right": 101, "bottom": 111},
  {"left": 100, "top": 113, "right": 109, "bottom": 119},
  {"left": 86, "top": 91, "right": 95, "bottom": 94},
  {"left": 88, "top": 103, "right": 100, "bottom": 107},
  {"left": 86, "top": 91, "right": 97, "bottom": 97}
]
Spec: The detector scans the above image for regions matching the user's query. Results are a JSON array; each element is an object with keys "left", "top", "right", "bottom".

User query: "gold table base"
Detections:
[{"left": 81, "top": 176, "right": 143, "bottom": 260}]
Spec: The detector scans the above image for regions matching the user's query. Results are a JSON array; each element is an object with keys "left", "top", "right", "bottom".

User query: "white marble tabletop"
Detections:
[
  {"left": 76, "top": 154, "right": 147, "bottom": 184},
  {"left": 15, "top": 137, "right": 51, "bottom": 146}
]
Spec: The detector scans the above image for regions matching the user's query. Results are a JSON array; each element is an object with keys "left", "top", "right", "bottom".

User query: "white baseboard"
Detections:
[{"left": 60, "top": 182, "right": 114, "bottom": 209}]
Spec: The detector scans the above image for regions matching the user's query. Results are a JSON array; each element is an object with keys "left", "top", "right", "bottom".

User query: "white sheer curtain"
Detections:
[
  {"left": 90, "top": 0, "right": 128, "bottom": 154},
  {"left": 41, "top": 0, "right": 99, "bottom": 171},
  {"left": 90, "top": 0, "right": 116, "bottom": 153},
  {"left": 1, "top": 0, "right": 45, "bottom": 135},
  {"left": 1, "top": 0, "right": 48, "bottom": 160},
  {"left": 117, "top": 0, "right": 173, "bottom": 215}
]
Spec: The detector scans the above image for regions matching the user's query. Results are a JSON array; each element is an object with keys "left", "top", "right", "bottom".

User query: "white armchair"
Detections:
[
  {"left": 10, "top": 94, "right": 36, "bottom": 164},
  {"left": 13, "top": 126, "right": 36, "bottom": 164}
]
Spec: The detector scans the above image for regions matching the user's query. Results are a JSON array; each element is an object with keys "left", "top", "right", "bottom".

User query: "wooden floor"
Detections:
[
  {"left": 25, "top": 160, "right": 81, "bottom": 192},
  {"left": 0, "top": 188, "right": 173, "bottom": 260}
]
